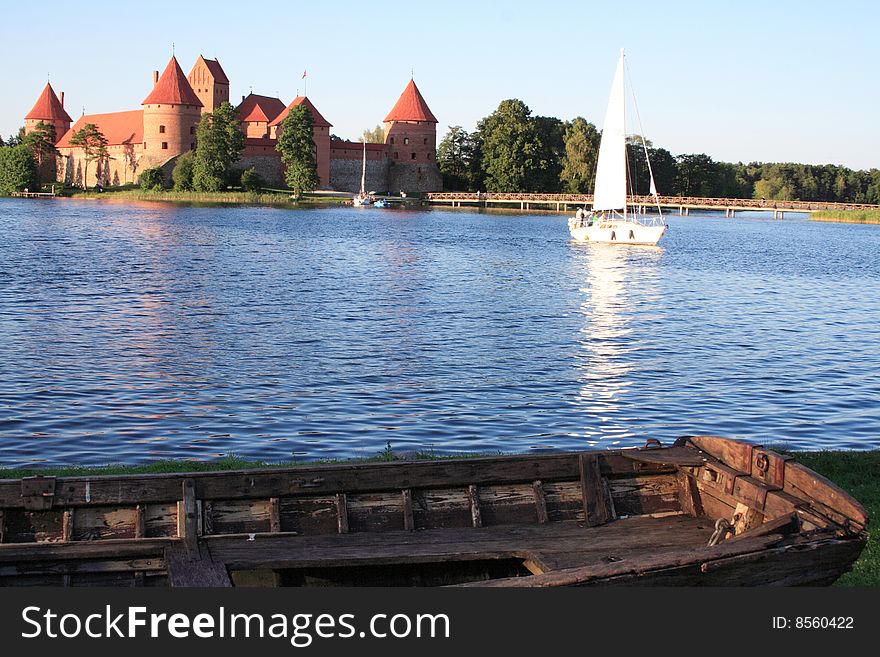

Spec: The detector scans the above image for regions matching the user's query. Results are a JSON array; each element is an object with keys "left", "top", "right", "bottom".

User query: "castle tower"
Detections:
[
  {"left": 268, "top": 96, "right": 332, "bottom": 188},
  {"left": 188, "top": 56, "right": 230, "bottom": 114},
  {"left": 24, "top": 82, "right": 72, "bottom": 142},
  {"left": 383, "top": 79, "right": 441, "bottom": 192},
  {"left": 141, "top": 56, "right": 203, "bottom": 164}
]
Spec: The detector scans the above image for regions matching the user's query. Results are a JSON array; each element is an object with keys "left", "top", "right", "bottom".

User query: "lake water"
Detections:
[{"left": 1, "top": 199, "right": 879, "bottom": 467}]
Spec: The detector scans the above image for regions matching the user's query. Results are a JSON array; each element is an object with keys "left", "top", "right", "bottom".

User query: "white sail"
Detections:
[{"left": 592, "top": 50, "right": 627, "bottom": 211}]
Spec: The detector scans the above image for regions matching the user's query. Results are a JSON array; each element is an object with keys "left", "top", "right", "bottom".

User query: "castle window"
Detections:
[
  {"left": 390, "top": 137, "right": 394, "bottom": 144},
  {"left": 427, "top": 152, "right": 432, "bottom": 159},
  {"left": 162, "top": 142, "right": 168, "bottom": 150},
  {"left": 191, "top": 143, "right": 195, "bottom": 150},
  {"left": 404, "top": 137, "right": 409, "bottom": 145},
  {"left": 411, "top": 152, "right": 416, "bottom": 159},
  {"left": 423, "top": 138, "right": 427, "bottom": 145},
  {"left": 159, "top": 125, "right": 166, "bottom": 133}
]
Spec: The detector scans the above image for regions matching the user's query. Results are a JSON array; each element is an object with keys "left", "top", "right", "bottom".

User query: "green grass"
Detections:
[
  {"left": 811, "top": 209, "right": 880, "bottom": 224},
  {"left": 784, "top": 450, "right": 880, "bottom": 585},
  {"left": 1, "top": 447, "right": 875, "bottom": 585},
  {"left": 66, "top": 188, "right": 351, "bottom": 206}
]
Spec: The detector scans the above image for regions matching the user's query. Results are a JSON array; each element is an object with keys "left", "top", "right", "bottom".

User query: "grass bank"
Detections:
[
  {"left": 811, "top": 209, "right": 880, "bottom": 224},
  {"left": 1, "top": 448, "right": 876, "bottom": 585},
  {"left": 787, "top": 450, "right": 879, "bottom": 585},
  {"left": 67, "top": 188, "right": 352, "bottom": 206}
]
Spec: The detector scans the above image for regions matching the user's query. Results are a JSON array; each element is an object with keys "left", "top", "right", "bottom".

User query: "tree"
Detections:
[
  {"left": 122, "top": 142, "right": 138, "bottom": 184},
  {"left": 361, "top": 125, "right": 385, "bottom": 144},
  {"left": 21, "top": 122, "right": 57, "bottom": 181},
  {"left": 530, "top": 116, "right": 565, "bottom": 192},
  {"left": 437, "top": 126, "right": 474, "bottom": 190},
  {"left": 560, "top": 117, "right": 600, "bottom": 193},
  {"left": 172, "top": 151, "right": 194, "bottom": 191},
  {"left": 276, "top": 104, "right": 319, "bottom": 199},
  {"left": 139, "top": 167, "right": 165, "bottom": 191},
  {"left": 69, "top": 123, "right": 108, "bottom": 189},
  {"left": 241, "top": 167, "right": 263, "bottom": 192},
  {"left": 476, "top": 99, "right": 539, "bottom": 192},
  {"left": 0, "top": 145, "right": 39, "bottom": 195},
  {"left": 192, "top": 101, "right": 245, "bottom": 192}
]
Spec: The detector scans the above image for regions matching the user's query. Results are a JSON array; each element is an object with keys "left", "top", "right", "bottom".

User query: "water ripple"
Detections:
[{"left": 0, "top": 200, "right": 879, "bottom": 466}]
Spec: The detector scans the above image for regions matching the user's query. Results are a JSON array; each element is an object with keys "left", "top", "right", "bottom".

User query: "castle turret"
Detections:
[
  {"left": 269, "top": 96, "right": 332, "bottom": 188},
  {"left": 141, "top": 56, "right": 202, "bottom": 163},
  {"left": 383, "top": 79, "right": 441, "bottom": 192},
  {"left": 188, "top": 55, "right": 230, "bottom": 114},
  {"left": 24, "top": 82, "right": 72, "bottom": 142}
]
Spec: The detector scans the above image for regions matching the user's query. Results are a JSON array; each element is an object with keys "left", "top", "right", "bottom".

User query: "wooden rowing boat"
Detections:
[{"left": 0, "top": 436, "right": 867, "bottom": 587}]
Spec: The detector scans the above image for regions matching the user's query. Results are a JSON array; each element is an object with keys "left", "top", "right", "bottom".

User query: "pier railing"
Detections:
[{"left": 425, "top": 192, "right": 878, "bottom": 217}]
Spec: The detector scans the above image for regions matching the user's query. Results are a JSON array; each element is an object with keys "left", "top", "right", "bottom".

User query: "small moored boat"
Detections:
[{"left": 0, "top": 436, "right": 866, "bottom": 586}]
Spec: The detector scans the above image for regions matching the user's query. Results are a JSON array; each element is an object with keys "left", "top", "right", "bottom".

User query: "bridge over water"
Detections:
[{"left": 425, "top": 193, "right": 878, "bottom": 219}]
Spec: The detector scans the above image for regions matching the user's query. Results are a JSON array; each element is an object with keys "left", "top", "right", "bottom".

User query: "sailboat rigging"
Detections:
[{"left": 352, "top": 141, "right": 372, "bottom": 206}]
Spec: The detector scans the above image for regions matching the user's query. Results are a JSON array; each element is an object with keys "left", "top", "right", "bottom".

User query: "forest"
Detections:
[{"left": 437, "top": 99, "right": 880, "bottom": 204}]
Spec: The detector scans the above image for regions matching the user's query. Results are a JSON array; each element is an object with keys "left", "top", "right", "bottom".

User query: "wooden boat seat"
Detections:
[{"left": 201, "top": 513, "right": 716, "bottom": 579}]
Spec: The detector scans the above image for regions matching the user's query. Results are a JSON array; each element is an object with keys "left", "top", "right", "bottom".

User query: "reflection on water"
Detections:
[
  {"left": 574, "top": 245, "right": 662, "bottom": 445},
  {"left": 1, "top": 199, "right": 879, "bottom": 467}
]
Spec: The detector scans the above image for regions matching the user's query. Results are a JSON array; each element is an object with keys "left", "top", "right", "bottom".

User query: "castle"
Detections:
[{"left": 23, "top": 55, "right": 442, "bottom": 194}]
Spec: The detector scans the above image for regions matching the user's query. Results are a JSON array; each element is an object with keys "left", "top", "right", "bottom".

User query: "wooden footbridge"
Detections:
[{"left": 425, "top": 193, "right": 878, "bottom": 219}]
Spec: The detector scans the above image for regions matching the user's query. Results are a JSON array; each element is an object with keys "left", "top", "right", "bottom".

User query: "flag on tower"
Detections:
[{"left": 301, "top": 70, "right": 307, "bottom": 79}]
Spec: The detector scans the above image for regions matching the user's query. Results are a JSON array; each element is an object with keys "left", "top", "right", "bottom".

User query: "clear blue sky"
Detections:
[{"left": 3, "top": 0, "right": 878, "bottom": 170}]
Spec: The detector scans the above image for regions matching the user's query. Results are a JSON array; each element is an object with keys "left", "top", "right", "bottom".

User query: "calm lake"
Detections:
[{"left": 1, "top": 199, "right": 879, "bottom": 467}]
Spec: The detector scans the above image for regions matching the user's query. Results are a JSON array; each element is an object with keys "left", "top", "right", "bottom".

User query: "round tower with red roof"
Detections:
[
  {"left": 383, "top": 79, "right": 442, "bottom": 192},
  {"left": 141, "top": 56, "right": 203, "bottom": 164}
]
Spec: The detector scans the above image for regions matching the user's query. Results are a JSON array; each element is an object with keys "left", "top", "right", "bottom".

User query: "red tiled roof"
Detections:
[
  {"left": 201, "top": 57, "right": 229, "bottom": 85},
  {"left": 237, "top": 94, "right": 286, "bottom": 124},
  {"left": 268, "top": 96, "right": 332, "bottom": 128},
  {"left": 25, "top": 83, "right": 72, "bottom": 124},
  {"left": 56, "top": 110, "right": 144, "bottom": 148},
  {"left": 384, "top": 79, "right": 437, "bottom": 123},
  {"left": 142, "top": 56, "right": 202, "bottom": 107}
]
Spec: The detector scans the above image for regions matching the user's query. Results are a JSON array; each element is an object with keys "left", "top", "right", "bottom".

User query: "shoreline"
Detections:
[
  {"left": 810, "top": 210, "right": 880, "bottom": 224},
  {"left": 62, "top": 189, "right": 353, "bottom": 207}
]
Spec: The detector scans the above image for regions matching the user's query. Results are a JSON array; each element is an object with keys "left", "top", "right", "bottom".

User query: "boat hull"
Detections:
[
  {"left": 0, "top": 436, "right": 866, "bottom": 587},
  {"left": 568, "top": 217, "right": 666, "bottom": 245}
]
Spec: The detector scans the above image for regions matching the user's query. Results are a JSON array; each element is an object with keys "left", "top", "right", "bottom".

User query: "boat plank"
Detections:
[
  {"left": 0, "top": 453, "right": 674, "bottom": 509},
  {"left": 166, "top": 545, "right": 231, "bottom": 587},
  {"left": 204, "top": 515, "right": 709, "bottom": 571},
  {"left": 580, "top": 454, "right": 610, "bottom": 526},
  {"left": 177, "top": 480, "right": 198, "bottom": 557},
  {"left": 402, "top": 489, "right": 414, "bottom": 531},
  {"left": 620, "top": 446, "right": 708, "bottom": 467},
  {"left": 456, "top": 532, "right": 803, "bottom": 587},
  {"left": 0, "top": 537, "right": 173, "bottom": 563},
  {"left": 783, "top": 461, "right": 867, "bottom": 527},
  {"left": 533, "top": 481, "right": 548, "bottom": 524},
  {"left": 676, "top": 472, "right": 704, "bottom": 518}
]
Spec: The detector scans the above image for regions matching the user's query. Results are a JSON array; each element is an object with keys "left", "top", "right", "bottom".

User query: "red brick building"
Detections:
[{"left": 24, "top": 55, "right": 442, "bottom": 193}]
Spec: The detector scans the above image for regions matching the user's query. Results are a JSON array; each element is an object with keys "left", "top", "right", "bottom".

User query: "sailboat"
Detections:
[
  {"left": 569, "top": 50, "right": 667, "bottom": 245},
  {"left": 352, "top": 141, "right": 373, "bottom": 206}
]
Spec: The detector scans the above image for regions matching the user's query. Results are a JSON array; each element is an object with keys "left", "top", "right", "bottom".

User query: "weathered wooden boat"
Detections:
[{"left": 0, "top": 436, "right": 867, "bottom": 587}]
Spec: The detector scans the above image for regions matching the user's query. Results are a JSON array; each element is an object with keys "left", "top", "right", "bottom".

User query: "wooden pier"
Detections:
[
  {"left": 426, "top": 192, "right": 879, "bottom": 219},
  {"left": 10, "top": 188, "right": 57, "bottom": 199}
]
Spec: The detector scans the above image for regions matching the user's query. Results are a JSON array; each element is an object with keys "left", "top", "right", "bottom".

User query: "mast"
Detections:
[{"left": 360, "top": 141, "right": 367, "bottom": 196}]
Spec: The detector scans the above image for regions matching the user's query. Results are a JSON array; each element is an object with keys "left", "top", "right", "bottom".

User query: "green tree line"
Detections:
[{"left": 438, "top": 99, "right": 880, "bottom": 204}]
